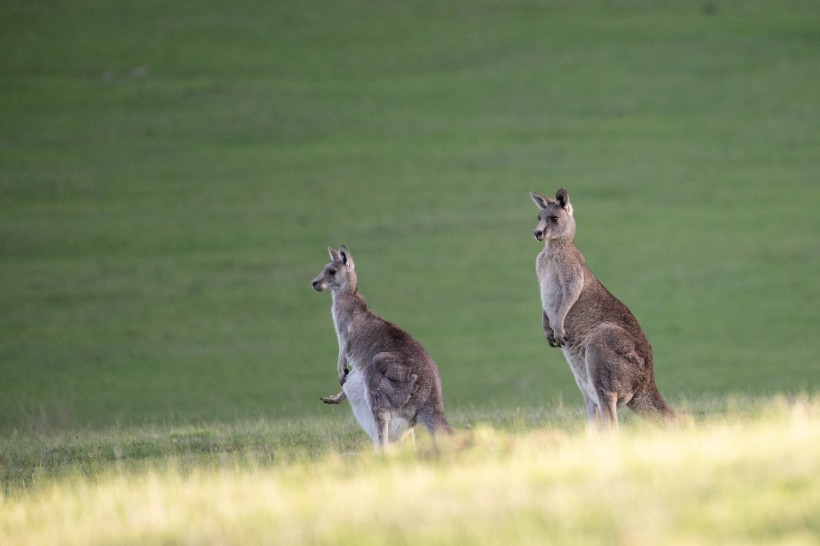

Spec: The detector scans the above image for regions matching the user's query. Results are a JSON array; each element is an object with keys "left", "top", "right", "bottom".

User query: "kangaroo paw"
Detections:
[{"left": 320, "top": 393, "right": 346, "bottom": 404}]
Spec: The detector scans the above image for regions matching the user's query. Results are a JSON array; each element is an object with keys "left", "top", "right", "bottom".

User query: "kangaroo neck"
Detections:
[
  {"left": 545, "top": 235, "right": 575, "bottom": 254},
  {"left": 331, "top": 286, "right": 366, "bottom": 323}
]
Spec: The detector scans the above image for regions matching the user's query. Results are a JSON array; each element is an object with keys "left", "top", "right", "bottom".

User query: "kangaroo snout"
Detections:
[
  {"left": 534, "top": 229, "right": 544, "bottom": 241},
  {"left": 311, "top": 278, "right": 324, "bottom": 291}
]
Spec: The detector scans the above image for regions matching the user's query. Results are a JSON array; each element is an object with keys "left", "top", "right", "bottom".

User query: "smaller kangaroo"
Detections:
[
  {"left": 311, "top": 245, "right": 452, "bottom": 449},
  {"left": 531, "top": 189, "right": 676, "bottom": 430}
]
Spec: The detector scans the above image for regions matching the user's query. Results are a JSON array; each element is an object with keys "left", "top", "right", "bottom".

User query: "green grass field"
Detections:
[
  {"left": 2, "top": 0, "right": 817, "bottom": 432},
  {"left": 1, "top": 0, "right": 819, "bottom": 542}
]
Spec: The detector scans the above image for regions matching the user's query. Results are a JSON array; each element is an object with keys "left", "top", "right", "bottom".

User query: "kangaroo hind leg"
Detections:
[
  {"left": 372, "top": 409, "right": 390, "bottom": 451},
  {"left": 585, "top": 337, "right": 627, "bottom": 432}
]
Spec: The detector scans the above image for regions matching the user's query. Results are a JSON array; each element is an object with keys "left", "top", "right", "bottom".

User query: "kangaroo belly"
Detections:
[{"left": 342, "top": 368, "right": 376, "bottom": 440}]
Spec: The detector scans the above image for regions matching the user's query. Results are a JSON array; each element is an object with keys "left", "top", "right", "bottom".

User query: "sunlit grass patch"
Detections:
[{"left": 1, "top": 398, "right": 817, "bottom": 545}]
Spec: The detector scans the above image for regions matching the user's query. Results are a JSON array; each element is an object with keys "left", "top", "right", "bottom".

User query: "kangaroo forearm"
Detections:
[
  {"left": 336, "top": 351, "right": 347, "bottom": 374},
  {"left": 556, "top": 302, "right": 570, "bottom": 326},
  {"left": 557, "top": 281, "right": 583, "bottom": 330}
]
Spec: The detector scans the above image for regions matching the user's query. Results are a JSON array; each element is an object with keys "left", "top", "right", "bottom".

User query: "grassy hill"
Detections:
[{"left": 1, "top": 0, "right": 818, "bottom": 432}]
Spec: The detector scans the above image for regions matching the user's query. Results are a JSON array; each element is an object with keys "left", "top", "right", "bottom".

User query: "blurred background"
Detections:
[{"left": 1, "top": 0, "right": 818, "bottom": 433}]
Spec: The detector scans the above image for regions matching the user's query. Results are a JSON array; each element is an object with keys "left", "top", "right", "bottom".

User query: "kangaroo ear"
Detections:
[
  {"left": 555, "top": 188, "right": 573, "bottom": 216},
  {"left": 530, "top": 192, "right": 553, "bottom": 210},
  {"left": 339, "top": 245, "right": 354, "bottom": 269},
  {"left": 327, "top": 246, "right": 341, "bottom": 262}
]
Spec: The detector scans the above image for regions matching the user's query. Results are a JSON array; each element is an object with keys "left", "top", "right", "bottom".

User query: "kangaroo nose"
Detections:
[
  {"left": 311, "top": 280, "right": 319, "bottom": 289},
  {"left": 534, "top": 229, "right": 543, "bottom": 240}
]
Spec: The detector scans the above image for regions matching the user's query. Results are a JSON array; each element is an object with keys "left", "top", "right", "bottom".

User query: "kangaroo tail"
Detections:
[
  {"left": 628, "top": 386, "right": 678, "bottom": 425},
  {"left": 420, "top": 411, "right": 454, "bottom": 436}
]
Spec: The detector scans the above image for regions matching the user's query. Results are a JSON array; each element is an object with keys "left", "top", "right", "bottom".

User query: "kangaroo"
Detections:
[
  {"left": 311, "top": 245, "right": 452, "bottom": 449},
  {"left": 531, "top": 189, "right": 676, "bottom": 430}
]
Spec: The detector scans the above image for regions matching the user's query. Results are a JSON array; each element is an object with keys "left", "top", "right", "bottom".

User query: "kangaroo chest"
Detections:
[
  {"left": 331, "top": 303, "right": 359, "bottom": 367},
  {"left": 537, "top": 254, "right": 564, "bottom": 323}
]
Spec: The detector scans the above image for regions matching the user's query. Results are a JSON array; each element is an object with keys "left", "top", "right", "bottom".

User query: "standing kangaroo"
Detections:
[
  {"left": 311, "top": 245, "right": 452, "bottom": 449},
  {"left": 531, "top": 189, "right": 676, "bottom": 430}
]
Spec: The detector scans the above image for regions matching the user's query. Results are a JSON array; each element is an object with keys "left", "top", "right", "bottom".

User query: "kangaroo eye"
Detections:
[
  {"left": 549, "top": 216, "right": 559, "bottom": 223},
  {"left": 328, "top": 269, "right": 337, "bottom": 276}
]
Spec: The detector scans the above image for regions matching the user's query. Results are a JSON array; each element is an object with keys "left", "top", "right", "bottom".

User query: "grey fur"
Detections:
[
  {"left": 531, "top": 189, "right": 677, "bottom": 430},
  {"left": 312, "top": 245, "right": 452, "bottom": 449}
]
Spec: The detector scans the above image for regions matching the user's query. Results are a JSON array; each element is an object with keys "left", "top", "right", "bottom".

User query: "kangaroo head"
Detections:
[
  {"left": 530, "top": 188, "right": 575, "bottom": 242},
  {"left": 312, "top": 245, "right": 358, "bottom": 293}
]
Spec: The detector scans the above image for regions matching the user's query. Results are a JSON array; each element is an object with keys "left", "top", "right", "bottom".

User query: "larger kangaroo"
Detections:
[
  {"left": 531, "top": 189, "right": 676, "bottom": 430},
  {"left": 312, "top": 245, "right": 452, "bottom": 449}
]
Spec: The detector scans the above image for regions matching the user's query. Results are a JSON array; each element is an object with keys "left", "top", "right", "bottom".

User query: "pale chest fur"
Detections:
[
  {"left": 331, "top": 297, "right": 356, "bottom": 365},
  {"left": 536, "top": 251, "right": 564, "bottom": 324}
]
